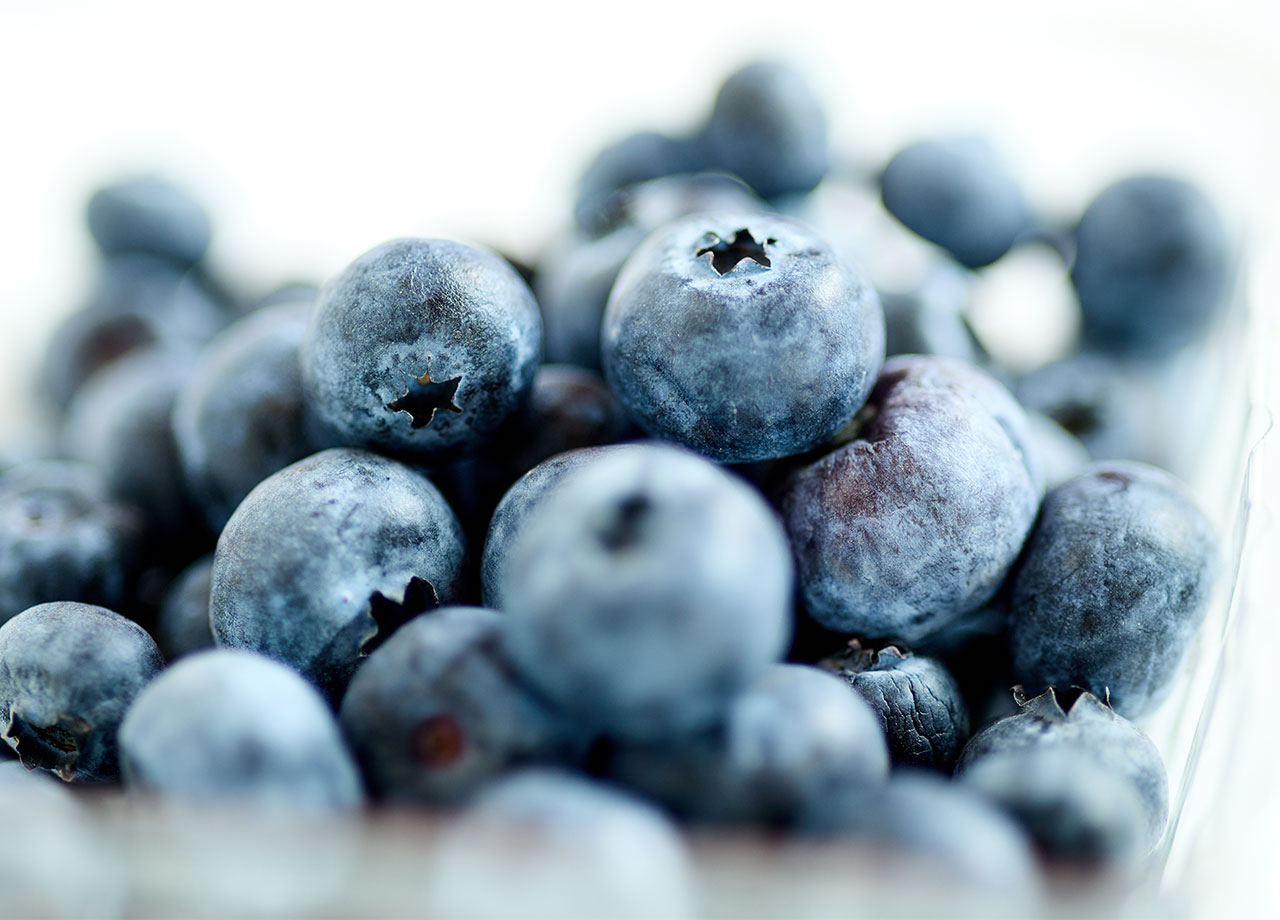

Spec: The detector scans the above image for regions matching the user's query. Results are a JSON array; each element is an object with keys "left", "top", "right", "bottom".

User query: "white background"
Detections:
[{"left": 1, "top": 0, "right": 1278, "bottom": 913}]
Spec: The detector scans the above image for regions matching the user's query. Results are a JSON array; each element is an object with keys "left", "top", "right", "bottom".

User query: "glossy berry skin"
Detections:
[
  {"left": 782, "top": 356, "right": 1041, "bottom": 642},
  {"left": 340, "top": 607, "right": 577, "bottom": 804},
  {"left": 702, "top": 60, "right": 829, "bottom": 200},
  {"left": 820, "top": 641, "right": 969, "bottom": 769},
  {"left": 609, "top": 664, "right": 888, "bottom": 824},
  {"left": 173, "top": 300, "right": 316, "bottom": 532},
  {"left": 119, "top": 649, "right": 363, "bottom": 813},
  {"left": 302, "top": 238, "right": 542, "bottom": 461},
  {"left": 155, "top": 555, "right": 215, "bottom": 661},
  {"left": 210, "top": 449, "right": 466, "bottom": 699},
  {"left": 86, "top": 175, "right": 212, "bottom": 267},
  {"left": 0, "top": 602, "right": 163, "bottom": 782},
  {"left": 0, "top": 461, "right": 141, "bottom": 626},
  {"left": 573, "top": 132, "right": 705, "bottom": 236},
  {"left": 1009, "top": 462, "right": 1217, "bottom": 718},
  {"left": 603, "top": 212, "right": 885, "bottom": 463},
  {"left": 1072, "top": 175, "right": 1231, "bottom": 356},
  {"left": 880, "top": 138, "right": 1031, "bottom": 269},
  {"left": 500, "top": 443, "right": 793, "bottom": 741},
  {"left": 956, "top": 687, "right": 1168, "bottom": 851}
]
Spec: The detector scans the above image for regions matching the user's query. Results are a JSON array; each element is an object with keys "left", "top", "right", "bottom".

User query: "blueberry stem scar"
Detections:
[
  {"left": 387, "top": 363, "right": 463, "bottom": 429},
  {"left": 361, "top": 576, "right": 440, "bottom": 657},
  {"left": 697, "top": 229, "right": 776, "bottom": 275}
]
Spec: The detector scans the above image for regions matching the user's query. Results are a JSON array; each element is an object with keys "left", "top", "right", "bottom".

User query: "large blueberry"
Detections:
[
  {"left": 1, "top": 460, "right": 142, "bottom": 626},
  {"left": 86, "top": 175, "right": 212, "bottom": 267},
  {"left": 0, "top": 602, "right": 163, "bottom": 782},
  {"left": 782, "top": 356, "right": 1041, "bottom": 642},
  {"left": 603, "top": 212, "right": 884, "bottom": 463},
  {"left": 956, "top": 686, "right": 1168, "bottom": 851},
  {"left": 173, "top": 299, "right": 317, "bottom": 532},
  {"left": 819, "top": 640, "right": 969, "bottom": 769},
  {"left": 340, "top": 607, "right": 578, "bottom": 804},
  {"left": 500, "top": 443, "right": 792, "bottom": 741},
  {"left": 609, "top": 663, "right": 888, "bottom": 825},
  {"left": 1009, "top": 462, "right": 1217, "bottom": 717},
  {"left": 1072, "top": 175, "right": 1231, "bottom": 356},
  {"left": 118, "top": 649, "right": 363, "bottom": 813},
  {"left": 209, "top": 448, "right": 466, "bottom": 699},
  {"left": 880, "top": 138, "right": 1031, "bottom": 269},
  {"left": 701, "top": 60, "right": 829, "bottom": 200},
  {"left": 301, "top": 238, "right": 542, "bottom": 461}
]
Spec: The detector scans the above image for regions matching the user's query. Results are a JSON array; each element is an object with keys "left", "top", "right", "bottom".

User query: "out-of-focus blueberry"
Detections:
[
  {"left": 574, "top": 132, "right": 706, "bottom": 236},
  {"left": 86, "top": 175, "right": 212, "bottom": 267},
  {"left": 301, "top": 238, "right": 542, "bottom": 461},
  {"left": 956, "top": 686, "right": 1168, "bottom": 850},
  {"left": 0, "top": 602, "right": 162, "bottom": 782},
  {"left": 1072, "top": 175, "right": 1231, "bottom": 356},
  {"left": 1015, "top": 352, "right": 1145, "bottom": 461},
  {"left": 0, "top": 460, "right": 141, "bottom": 626},
  {"left": 340, "top": 607, "right": 580, "bottom": 804},
  {"left": 1023, "top": 410, "right": 1091, "bottom": 490},
  {"left": 819, "top": 640, "right": 969, "bottom": 769},
  {"left": 1009, "top": 462, "right": 1217, "bottom": 718},
  {"left": 501, "top": 443, "right": 792, "bottom": 741},
  {"left": 782, "top": 356, "right": 1041, "bottom": 642},
  {"left": 173, "top": 300, "right": 316, "bottom": 532},
  {"left": 119, "top": 649, "right": 363, "bottom": 813},
  {"left": 880, "top": 138, "right": 1031, "bottom": 269},
  {"left": 702, "top": 60, "right": 829, "bottom": 200},
  {"left": 604, "top": 212, "right": 884, "bottom": 463},
  {"left": 210, "top": 449, "right": 466, "bottom": 699},
  {"left": 609, "top": 664, "right": 888, "bottom": 824},
  {"left": 880, "top": 264, "right": 986, "bottom": 363},
  {"left": 156, "top": 554, "right": 215, "bottom": 661}
]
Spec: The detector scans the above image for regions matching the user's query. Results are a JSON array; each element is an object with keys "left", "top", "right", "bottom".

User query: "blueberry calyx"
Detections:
[
  {"left": 696, "top": 228, "right": 775, "bottom": 275},
  {"left": 386, "top": 364, "right": 464, "bottom": 429},
  {"left": 820, "top": 638, "right": 912, "bottom": 674},
  {"left": 411, "top": 713, "right": 467, "bottom": 769},
  {"left": 4, "top": 707, "right": 92, "bottom": 781},
  {"left": 361, "top": 576, "right": 441, "bottom": 657},
  {"left": 597, "top": 493, "right": 652, "bottom": 552},
  {"left": 1011, "top": 684, "right": 1112, "bottom": 717}
]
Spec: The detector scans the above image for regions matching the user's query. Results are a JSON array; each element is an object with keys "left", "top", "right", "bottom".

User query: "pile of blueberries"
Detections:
[{"left": 0, "top": 59, "right": 1235, "bottom": 908}]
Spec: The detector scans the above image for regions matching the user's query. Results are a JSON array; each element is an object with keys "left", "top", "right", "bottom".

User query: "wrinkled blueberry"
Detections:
[
  {"left": 609, "top": 663, "right": 888, "bottom": 824},
  {"left": 880, "top": 138, "right": 1031, "bottom": 269},
  {"left": 1009, "top": 461, "right": 1217, "bottom": 718},
  {"left": 701, "top": 60, "right": 829, "bottom": 200},
  {"left": 782, "top": 356, "right": 1041, "bottom": 642},
  {"left": 86, "top": 175, "right": 212, "bottom": 267},
  {"left": 155, "top": 554, "right": 215, "bottom": 661},
  {"left": 0, "top": 602, "right": 163, "bottom": 782},
  {"left": 603, "top": 212, "right": 884, "bottom": 463},
  {"left": 340, "top": 606, "right": 579, "bottom": 804},
  {"left": 173, "top": 300, "right": 317, "bottom": 532},
  {"left": 118, "top": 649, "right": 363, "bottom": 813},
  {"left": 210, "top": 448, "right": 466, "bottom": 699},
  {"left": 820, "top": 640, "right": 969, "bottom": 769},
  {"left": 500, "top": 443, "right": 792, "bottom": 741},
  {"left": 955, "top": 686, "right": 1168, "bottom": 851},
  {"left": 301, "top": 238, "right": 542, "bottom": 461},
  {"left": 1072, "top": 175, "right": 1231, "bottom": 356}
]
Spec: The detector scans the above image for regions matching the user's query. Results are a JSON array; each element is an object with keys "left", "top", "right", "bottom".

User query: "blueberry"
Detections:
[
  {"left": 609, "top": 663, "right": 888, "bottom": 824},
  {"left": 880, "top": 264, "right": 986, "bottom": 364},
  {"left": 540, "top": 174, "right": 765, "bottom": 371},
  {"left": 118, "top": 649, "right": 364, "bottom": 813},
  {"left": 1023, "top": 410, "right": 1090, "bottom": 490},
  {"left": 1015, "top": 352, "right": 1146, "bottom": 462},
  {"left": 1, "top": 460, "right": 142, "bottom": 626},
  {"left": 500, "top": 443, "right": 792, "bottom": 741},
  {"left": 340, "top": 606, "right": 579, "bottom": 804},
  {"left": 880, "top": 138, "right": 1031, "bottom": 268},
  {"left": 173, "top": 300, "right": 317, "bottom": 532},
  {"left": 956, "top": 686, "right": 1168, "bottom": 851},
  {"left": 603, "top": 212, "right": 884, "bottom": 463},
  {"left": 301, "top": 238, "right": 542, "bottom": 461},
  {"left": 960, "top": 748, "right": 1149, "bottom": 867},
  {"left": 1009, "top": 461, "right": 1217, "bottom": 718},
  {"left": 701, "top": 60, "right": 829, "bottom": 200},
  {"left": 155, "top": 554, "right": 215, "bottom": 661},
  {"left": 574, "top": 132, "right": 706, "bottom": 236},
  {"left": 782, "top": 355, "right": 1041, "bottom": 642},
  {"left": 427, "top": 769, "right": 693, "bottom": 920},
  {"left": 819, "top": 640, "right": 969, "bottom": 769},
  {"left": 209, "top": 448, "right": 466, "bottom": 699},
  {"left": 0, "top": 601, "right": 163, "bottom": 782},
  {"left": 1072, "top": 175, "right": 1231, "bottom": 356},
  {"left": 86, "top": 175, "right": 212, "bottom": 267},
  {"left": 480, "top": 444, "right": 629, "bottom": 610}
]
